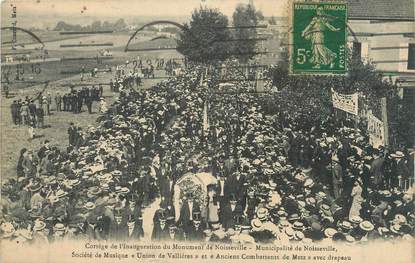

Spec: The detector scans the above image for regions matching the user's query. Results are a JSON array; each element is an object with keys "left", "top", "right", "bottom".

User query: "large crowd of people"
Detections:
[{"left": 1, "top": 64, "right": 414, "bottom": 245}]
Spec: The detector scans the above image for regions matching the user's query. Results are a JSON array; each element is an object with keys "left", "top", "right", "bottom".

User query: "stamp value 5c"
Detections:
[{"left": 291, "top": 2, "right": 348, "bottom": 74}]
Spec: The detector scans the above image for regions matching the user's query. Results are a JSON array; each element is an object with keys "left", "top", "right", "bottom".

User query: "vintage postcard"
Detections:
[{"left": 1, "top": 0, "right": 414, "bottom": 263}]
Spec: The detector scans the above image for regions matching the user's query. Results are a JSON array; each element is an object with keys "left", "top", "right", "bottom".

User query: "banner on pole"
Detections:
[
  {"left": 367, "top": 111, "right": 385, "bottom": 148},
  {"left": 331, "top": 88, "right": 359, "bottom": 115}
]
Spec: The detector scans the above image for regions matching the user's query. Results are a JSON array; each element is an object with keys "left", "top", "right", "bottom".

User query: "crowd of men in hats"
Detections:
[
  {"left": 1, "top": 64, "right": 414, "bottom": 245},
  {"left": 60, "top": 85, "right": 103, "bottom": 114},
  {"left": 10, "top": 85, "right": 104, "bottom": 130},
  {"left": 10, "top": 93, "right": 53, "bottom": 128}
]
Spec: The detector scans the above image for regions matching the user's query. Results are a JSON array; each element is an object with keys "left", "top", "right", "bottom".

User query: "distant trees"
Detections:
[
  {"left": 53, "top": 19, "right": 127, "bottom": 32},
  {"left": 269, "top": 16, "right": 277, "bottom": 25},
  {"left": 232, "top": 4, "right": 261, "bottom": 63},
  {"left": 177, "top": 7, "right": 233, "bottom": 63}
]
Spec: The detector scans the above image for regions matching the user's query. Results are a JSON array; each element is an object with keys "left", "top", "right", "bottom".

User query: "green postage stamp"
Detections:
[{"left": 291, "top": 2, "right": 348, "bottom": 74}]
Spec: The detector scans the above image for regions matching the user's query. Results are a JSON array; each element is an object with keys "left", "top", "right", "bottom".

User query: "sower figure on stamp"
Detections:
[{"left": 301, "top": 7, "right": 340, "bottom": 69}]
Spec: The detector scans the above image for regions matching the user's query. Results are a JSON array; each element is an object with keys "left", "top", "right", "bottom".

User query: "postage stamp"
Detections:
[{"left": 290, "top": 1, "right": 348, "bottom": 74}]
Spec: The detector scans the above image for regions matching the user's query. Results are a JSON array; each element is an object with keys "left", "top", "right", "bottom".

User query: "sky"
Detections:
[{"left": 1, "top": 0, "right": 289, "bottom": 28}]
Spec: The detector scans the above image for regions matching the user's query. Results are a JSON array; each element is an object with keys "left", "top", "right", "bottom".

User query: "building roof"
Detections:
[{"left": 348, "top": 0, "right": 415, "bottom": 21}]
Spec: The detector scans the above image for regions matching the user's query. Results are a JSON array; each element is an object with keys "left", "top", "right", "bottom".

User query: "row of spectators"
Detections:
[{"left": 1, "top": 65, "right": 414, "bottom": 246}]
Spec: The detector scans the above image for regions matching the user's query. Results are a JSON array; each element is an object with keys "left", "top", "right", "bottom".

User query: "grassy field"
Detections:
[
  {"left": 1, "top": 32, "right": 182, "bottom": 182},
  {"left": 1, "top": 30, "right": 89, "bottom": 47},
  {"left": 1, "top": 36, "right": 181, "bottom": 90},
  {"left": 0, "top": 60, "right": 173, "bottom": 182}
]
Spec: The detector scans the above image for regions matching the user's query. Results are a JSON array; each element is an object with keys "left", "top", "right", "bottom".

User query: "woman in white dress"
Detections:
[{"left": 349, "top": 179, "right": 363, "bottom": 219}]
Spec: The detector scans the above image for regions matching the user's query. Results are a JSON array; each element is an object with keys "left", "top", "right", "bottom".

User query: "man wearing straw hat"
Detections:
[
  {"left": 32, "top": 220, "right": 49, "bottom": 244},
  {"left": 391, "top": 151, "right": 411, "bottom": 189}
]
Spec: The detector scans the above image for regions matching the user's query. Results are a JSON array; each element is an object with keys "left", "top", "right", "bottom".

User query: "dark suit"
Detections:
[
  {"left": 187, "top": 224, "right": 204, "bottom": 241},
  {"left": 178, "top": 200, "right": 200, "bottom": 233},
  {"left": 165, "top": 229, "right": 185, "bottom": 241},
  {"left": 123, "top": 206, "right": 142, "bottom": 222},
  {"left": 151, "top": 223, "right": 169, "bottom": 241},
  {"left": 370, "top": 157, "right": 385, "bottom": 186},
  {"left": 159, "top": 175, "right": 173, "bottom": 202},
  {"left": 125, "top": 223, "right": 144, "bottom": 240},
  {"left": 108, "top": 222, "right": 128, "bottom": 240},
  {"left": 220, "top": 202, "right": 242, "bottom": 230},
  {"left": 68, "top": 126, "right": 77, "bottom": 145},
  {"left": 331, "top": 162, "right": 343, "bottom": 199},
  {"left": 85, "top": 225, "right": 104, "bottom": 240},
  {"left": 224, "top": 174, "right": 246, "bottom": 199}
]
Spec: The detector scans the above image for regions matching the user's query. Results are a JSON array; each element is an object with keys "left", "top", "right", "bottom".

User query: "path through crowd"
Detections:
[{"left": 142, "top": 197, "right": 161, "bottom": 240}]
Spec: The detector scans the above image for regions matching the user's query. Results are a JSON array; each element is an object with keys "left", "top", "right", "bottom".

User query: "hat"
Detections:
[
  {"left": 314, "top": 190, "right": 325, "bottom": 198},
  {"left": 88, "top": 186, "right": 101, "bottom": 196},
  {"left": 324, "top": 228, "right": 337, "bottom": 238},
  {"left": 119, "top": 187, "right": 130, "bottom": 195},
  {"left": 54, "top": 223, "right": 66, "bottom": 232},
  {"left": 211, "top": 221, "right": 221, "bottom": 230},
  {"left": 29, "top": 183, "right": 42, "bottom": 192},
  {"left": 56, "top": 189, "right": 68, "bottom": 198},
  {"left": 251, "top": 218, "right": 263, "bottom": 230},
  {"left": 71, "top": 179, "right": 81, "bottom": 187},
  {"left": 112, "top": 170, "right": 122, "bottom": 176},
  {"left": 294, "top": 231, "right": 304, "bottom": 241},
  {"left": 350, "top": 216, "right": 363, "bottom": 224},
  {"left": 378, "top": 227, "right": 390, "bottom": 236},
  {"left": 1, "top": 222, "right": 16, "bottom": 238},
  {"left": 277, "top": 209, "right": 287, "bottom": 218},
  {"left": 390, "top": 224, "right": 401, "bottom": 234},
  {"left": 15, "top": 229, "right": 33, "bottom": 240},
  {"left": 381, "top": 190, "right": 392, "bottom": 198},
  {"left": 293, "top": 221, "right": 304, "bottom": 231},
  {"left": 359, "top": 221, "right": 374, "bottom": 232},
  {"left": 345, "top": 235, "right": 355, "bottom": 243},
  {"left": 48, "top": 195, "right": 60, "bottom": 203},
  {"left": 115, "top": 186, "right": 122, "bottom": 193},
  {"left": 279, "top": 220, "right": 290, "bottom": 229},
  {"left": 304, "top": 178, "right": 314, "bottom": 188},
  {"left": 256, "top": 207, "right": 269, "bottom": 221},
  {"left": 305, "top": 197, "right": 316, "bottom": 206},
  {"left": 394, "top": 214, "right": 407, "bottom": 225},
  {"left": 320, "top": 204, "right": 331, "bottom": 214},
  {"left": 390, "top": 151, "right": 405, "bottom": 158},
  {"left": 213, "top": 229, "right": 227, "bottom": 239},
  {"left": 285, "top": 227, "right": 294, "bottom": 238},
  {"left": 288, "top": 214, "right": 300, "bottom": 222},
  {"left": 84, "top": 202, "right": 96, "bottom": 210},
  {"left": 339, "top": 221, "right": 353, "bottom": 231}
]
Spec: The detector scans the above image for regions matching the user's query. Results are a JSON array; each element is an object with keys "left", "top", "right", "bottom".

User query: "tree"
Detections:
[
  {"left": 113, "top": 19, "right": 127, "bottom": 31},
  {"left": 102, "top": 21, "right": 112, "bottom": 31},
  {"left": 269, "top": 16, "right": 277, "bottom": 25},
  {"left": 54, "top": 21, "right": 71, "bottom": 31},
  {"left": 232, "top": 4, "right": 259, "bottom": 63},
  {"left": 256, "top": 10, "right": 264, "bottom": 21},
  {"left": 91, "top": 20, "right": 102, "bottom": 31},
  {"left": 177, "top": 7, "right": 233, "bottom": 63}
]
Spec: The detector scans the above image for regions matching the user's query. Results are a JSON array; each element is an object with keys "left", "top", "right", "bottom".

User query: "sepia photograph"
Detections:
[{"left": 0, "top": 0, "right": 414, "bottom": 262}]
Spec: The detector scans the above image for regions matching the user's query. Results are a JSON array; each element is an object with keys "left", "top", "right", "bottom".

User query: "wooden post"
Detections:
[{"left": 381, "top": 97, "right": 389, "bottom": 147}]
